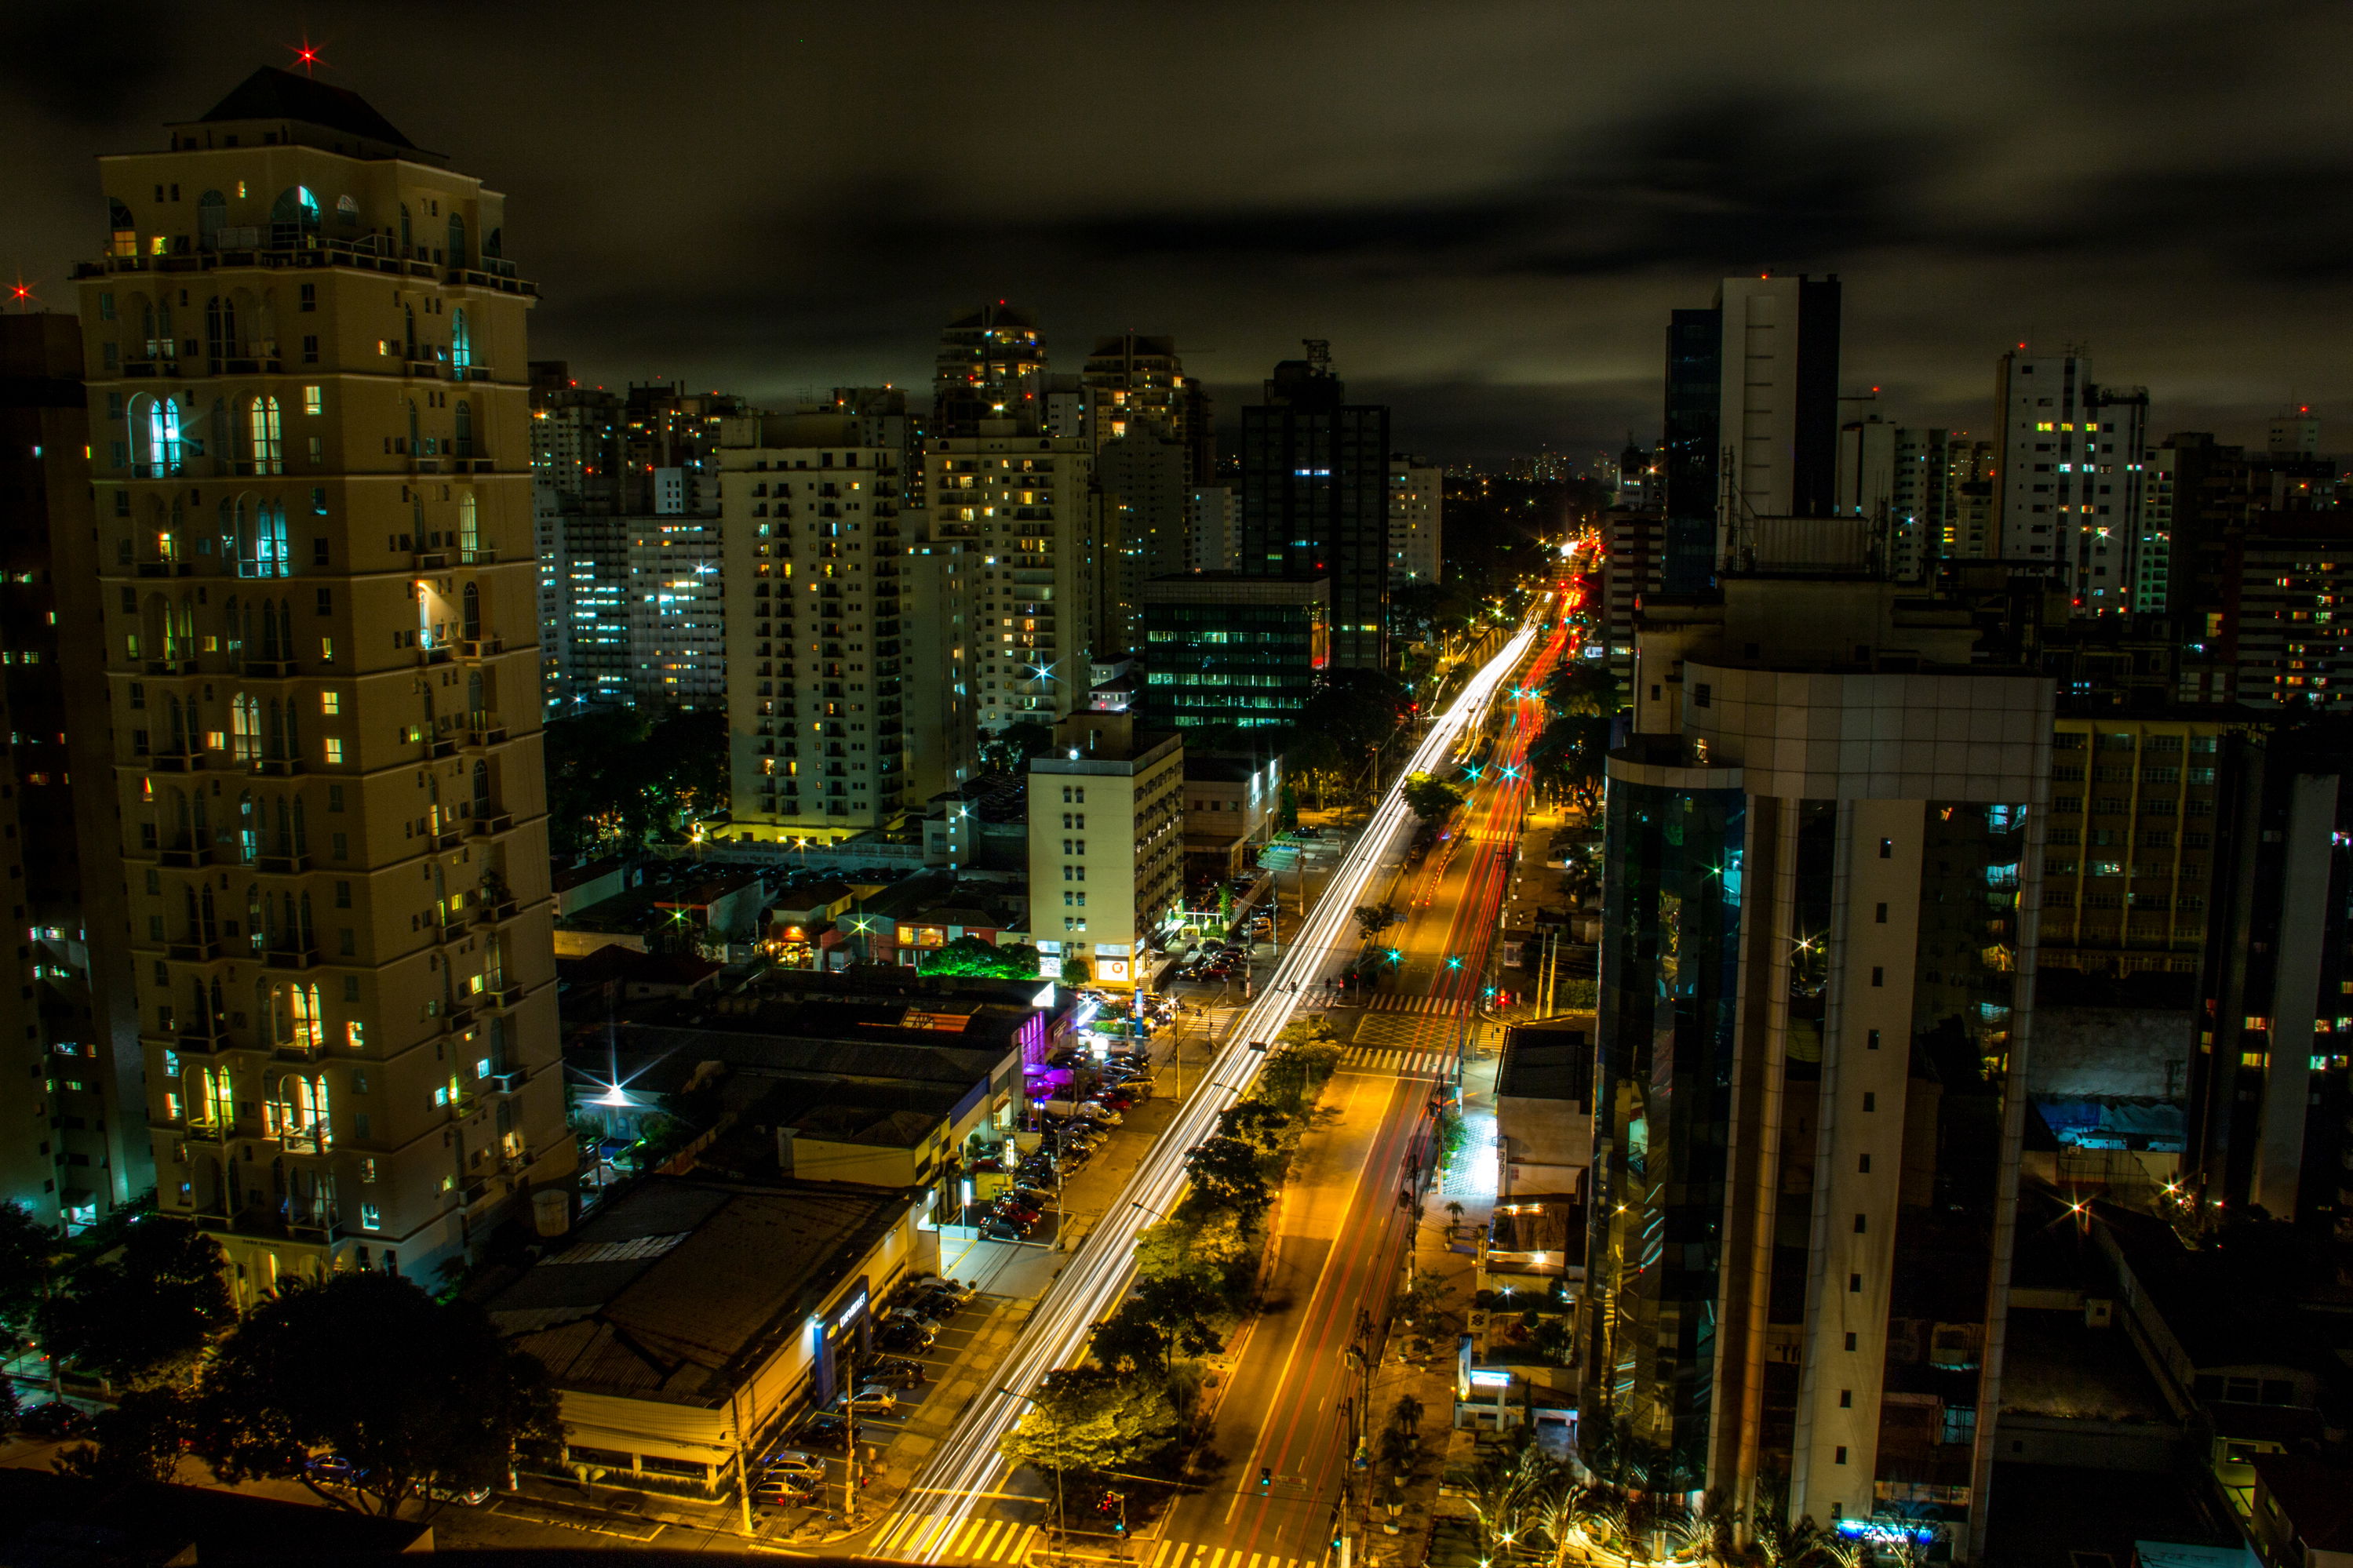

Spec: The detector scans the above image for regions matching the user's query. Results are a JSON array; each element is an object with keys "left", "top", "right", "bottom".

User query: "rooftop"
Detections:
[
  {"left": 188, "top": 66, "right": 417, "bottom": 151},
  {"left": 2255, "top": 1454, "right": 2353, "bottom": 1551},
  {"left": 489, "top": 1177, "right": 911, "bottom": 1406}
]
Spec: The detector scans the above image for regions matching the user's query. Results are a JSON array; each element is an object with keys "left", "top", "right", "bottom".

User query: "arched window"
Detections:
[
  {"left": 260, "top": 501, "right": 289, "bottom": 577},
  {"left": 133, "top": 395, "right": 184, "bottom": 478},
  {"left": 461, "top": 581, "right": 481, "bottom": 641},
  {"left": 334, "top": 194, "right": 359, "bottom": 226},
  {"left": 140, "top": 297, "right": 177, "bottom": 361},
  {"left": 450, "top": 309, "right": 471, "bottom": 379},
  {"left": 198, "top": 190, "right": 226, "bottom": 248},
  {"left": 247, "top": 395, "right": 282, "bottom": 475},
  {"left": 457, "top": 492, "right": 479, "bottom": 560},
  {"left": 483, "top": 227, "right": 502, "bottom": 260},
  {"left": 453, "top": 398, "right": 473, "bottom": 457},
  {"left": 205, "top": 295, "right": 236, "bottom": 361},
  {"left": 107, "top": 197, "right": 135, "bottom": 256},
  {"left": 447, "top": 212, "right": 467, "bottom": 268},
  {"left": 472, "top": 759, "right": 490, "bottom": 810},
  {"left": 231, "top": 697, "right": 260, "bottom": 764},
  {"left": 269, "top": 185, "right": 320, "bottom": 239}
]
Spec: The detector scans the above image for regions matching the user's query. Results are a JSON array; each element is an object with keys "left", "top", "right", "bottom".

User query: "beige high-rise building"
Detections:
[
  {"left": 718, "top": 410, "right": 915, "bottom": 842},
  {"left": 76, "top": 67, "right": 574, "bottom": 1296},
  {"left": 1386, "top": 456, "right": 1442, "bottom": 586},
  {"left": 1025, "top": 712, "right": 1182, "bottom": 991},
  {"left": 931, "top": 431, "right": 1099, "bottom": 730}
]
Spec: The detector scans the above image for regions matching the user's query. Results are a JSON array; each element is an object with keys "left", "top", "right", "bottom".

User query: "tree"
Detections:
[
  {"left": 1182, "top": 1136, "right": 1269, "bottom": 1219},
  {"left": 979, "top": 721, "right": 1055, "bottom": 775},
  {"left": 1131, "top": 1273, "right": 1226, "bottom": 1362},
  {"left": 0, "top": 1200, "right": 52, "bottom": 1355},
  {"left": 1402, "top": 772, "right": 1464, "bottom": 821},
  {"left": 1542, "top": 659, "right": 1619, "bottom": 719},
  {"left": 542, "top": 704, "right": 730, "bottom": 857},
  {"left": 999, "top": 1366, "right": 1178, "bottom": 1475},
  {"left": 52, "top": 1385, "right": 196, "bottom": 1486},
  {"left": 1351, "top": 903, "right": 1399, "bottom": 939},
  {"left": 196, "top": 1271, "right": 561, "bottom": 1517},
  {"left": 43, "top": 1217, "right": 231, "bottom": 1388},
  {"left": 918, "top": 934, "right": 1042, "bottom": 979},
  {"left": 1299, "top": 668, "right": 1410, "bottom": 759},
  {"left": 1214, "top": 1100, "right": 1291, "bottom": 1158}
]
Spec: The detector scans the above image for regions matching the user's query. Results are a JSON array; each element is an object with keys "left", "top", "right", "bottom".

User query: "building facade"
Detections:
[
  {"left": 1141, "top": 575, "right": 1329, "bottom": 729},
  {"left": 1990, "top": 351, "right": 2150, "bottom": 609},
  {"left": 626, "top": 518, "right": 723, "bottom": 707},
  {"left": 1025, "top": 712, "right": 1182, "bottom": 990},
  {"left": 934, "top": 304, "right": 1047, "bottom": 439},
  {"left": 1590, "top": 575, "right": 2049, "bottom": 1559},
  {"left": 1387, "top": 455, "right": 1443, "bottom": 586},
  {"left": 717, "top": 411, "right": 914, "bottom": 841},
  {"left": 78, "top": 67, "right": 574, "bottom": 1293},
  {"left": 1239, "top": 349, "right": 1390, "bottom": 670},
  {"left": 931, "top": 431, "right": 1098, "bottom": 731},
  {"left": 0, "top": 315, "right": 150, "bottom": 1233}
]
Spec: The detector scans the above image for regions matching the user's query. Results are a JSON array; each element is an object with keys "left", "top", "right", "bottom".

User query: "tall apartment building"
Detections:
[
  {"left": 1386, "top": 455, "right": 1443, "bottom": 586},
  {"left": 1239, "top": 348, "right": 1391, "bottom": 670},
  {"left": 1991, "top": 351, "right": 2149, "bottom": 609},
  {"left": 1659, "top": 275, "right": 1842, "bottom": 587},
  {"left": 1611, "top": 440, "right": 1661, "bottom": 512},
  {"left": 931, "top": 431, "right": 1099, "bottom": 730},
  {"left": 1590, "top": 570, "right": 2049, "bottom": 1557},
  {"left": 1941, "top": 438, "right": 1998, "bottom": 561},
  {"left": 627, "top": 518, "right": 723, "bottom": 707},
  {"left": 934, "top": 304, "right": 1048, "bottom": 438},
  {"left": 1081, "top": 333, "right": 1213, "bottom": 483},
  {"left": 1095, "top": 429, "right": 1190, "bottom": 655},
  {"left": 0, "top": 315, "right": 148, "bottom": 1232},
  {"left": 2035, "top": 712, "right": 2226, "bottom": 980},
  {"left": 717, "top": 410, "right": 914, "bottom": 841},
  {"left": 78, "top": 67, "right": 574, "bottom": 1294},
  {"left": 1600, "top": 504, "right": 1666, "bottom": 682},
  {"left": 1187, "top": 485, "right": 1240, "bottom": 573},
  {"left": 1835, "top": 416, "right": 1951, "bottom": 580},
  {"left": 1025, "top": 711, "right": 1182, "bottom": 991},
  {"left": 528, "top": 366, "right": 627, "bottom": 713}
]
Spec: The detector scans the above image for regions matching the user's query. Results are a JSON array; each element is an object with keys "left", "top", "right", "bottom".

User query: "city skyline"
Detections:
[{"left": 6, "top": 1, "right": 2351, "bottom": 464}]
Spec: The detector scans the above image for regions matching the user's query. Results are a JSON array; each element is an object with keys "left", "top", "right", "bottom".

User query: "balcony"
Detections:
[
  {"left": 465, "top": 810, "right": 513, "bottom": 839},
  {"left": 421, "top": 645, "right": 453, "bottom": 668},
  {"left": 184, "top": 1119, "right": 229, "bottom": 1146},
  {"left": 240, "top": 657, "right": 297, "bottom": 678},
  {"left": 263, "top": 945, "right": 319, "bottom": 971},
  {"left": 426, "top": 734, "right": 457, "bottom": 759},
  {"left": 144, "top": 657, "right": 199, "bottom": 676},
  {"left": 473, "top": 897, "right": 518, "bottom": 927},
  {"left": 135, "top": 561, "right": 195, "bottom": 578},
  {"left": 148, "top": 747, "right": 209, "bottom": 773},
  {"left": 166, "top": 937, "right": 220, "bottom": 962},
  {"left": 158, "top": 843, "right": 215, "bottom": 869},
  {"left": 461, "top": 714, "right": 508, "bottom": 748},
  {"left": 431, "top": 828, "right": 463, "bottom": 852},
  {"left": 457, "top": 636, "right": 504, "bottom": 660},
  {"left": 440, "top": 1001, "right": 475, "bottom": 1033},
  {"left": 257, "top": 851, "right": 311, "bottom": 874},
  {"left": 252, "top": 756, "right": 305, "bottom": 777},
  {"left": 435, "top": 919, "right": 468, "bottom": 947},
  {"left": 173, "top": 1024, "right": 230, "bottom": 1057},
  {"left": 480, "top": 980, "right": 526, "bottom": 1012}
]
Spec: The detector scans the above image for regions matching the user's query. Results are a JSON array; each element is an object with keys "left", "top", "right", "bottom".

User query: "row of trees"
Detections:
[
  {"left": 1525, "top": 657, "right": 1618, "bottom": 812},
  {"left": 543, "top": 704, "right": 727, "bottom": 858},
  {"left": 999, "top": 1020, "right": 1346, "bottom": 1486},
  {"left": 0, "top": 1209, "right": 559, "bottom": 1518},
  {"left": 1459, "top": 1430, "right": 1938, "bottom": 1567}
]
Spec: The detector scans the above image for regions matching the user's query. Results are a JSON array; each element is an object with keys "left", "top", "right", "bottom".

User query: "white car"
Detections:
[
  {"left": 763, "top": 1449, "right": 825, "bottom": 1480},
  {"left": 1076, "top": 1101, "right": 1123, "bottom": 1126}
]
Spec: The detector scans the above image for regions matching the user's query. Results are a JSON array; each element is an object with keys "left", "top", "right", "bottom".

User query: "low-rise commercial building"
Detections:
[{"left": 1027, "top": 712, "right": 1182, "bottom": 989}]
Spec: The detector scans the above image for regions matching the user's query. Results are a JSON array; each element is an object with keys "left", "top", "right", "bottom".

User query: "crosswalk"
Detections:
[
  {"left": 1360, "top": 993, "right": 1464, "bottom": 1014},
  {"left": 876, "top": 1515, "right": 1329, "bottom": 1568},
  {"left": 1341, "top": 1045, "right": 1452, "bottom": 1076}
]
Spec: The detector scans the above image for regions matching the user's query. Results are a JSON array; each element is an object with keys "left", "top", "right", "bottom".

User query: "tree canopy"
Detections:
[
  {"left": 544, "top": 704, "right": 727, "bottom": 858},
  {"left": 195, "top": 1271, "right": 561, "bottom": 1516},
  {"left": 1402, "top": 771, "right": 1466, "bottom": 821},
  {"left": 1182, "top": 1135, "right": 1270, "bottom": 1220},
  {"left": 918, "top": 934, "right": 1042, "bottom": 979},
  {"left": 999, "top": 1366, "right": 1178, "bottom": 1475},
  {"left": 42, "top": 1217, "right": 231, "bottom": 1388},
  {"left": 0, "top": 1201, "right": 51, "bottom": 1355}
]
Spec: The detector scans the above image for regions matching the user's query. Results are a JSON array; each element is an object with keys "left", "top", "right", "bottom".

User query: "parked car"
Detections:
[
  {"left": 996, "top": 1203, "right": 1042, "bottom": 1227},
  {"left": 868, "top": 1356, "right": 927, "bottom": 1384},
  {"left": 304, "top": 1452, "right": 367, "bottom": 1486},
  {"left": 793, "top": 1414, "right": 848, "bottom": 1450},
  {"left": 752, "top": 1475, "right": 819, "bottom": 1506},
  {"left": 981, "top": 1219, "right": 1029, "bottom": 1242},
  {"left": 1091, "top": 1090, "right": 1135, "bottom": 1111},
  {"left": 417, "top": 1480, "right": 494, "bottom": 1507},
  {"left": 832, "top": 1383, "right": 898, "bottom": 1414},
  {"left": 880, "top": 1321, "right": 935, "bottom": 1352},
  {"left": 762, "top": 1449, "right": 826, "bottom": 1481},
  {"left": 882, "top": 1304, "right": 940, "bottom": 1335}
]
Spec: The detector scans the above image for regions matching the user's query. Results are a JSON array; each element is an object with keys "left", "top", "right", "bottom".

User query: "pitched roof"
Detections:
[{"left": 196, "top": 67, "right": 415, "bottom": 149}]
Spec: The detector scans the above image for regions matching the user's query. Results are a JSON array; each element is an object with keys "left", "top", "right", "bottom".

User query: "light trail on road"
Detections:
[{"left": 869, "top": 610, "right": 1549, "bottom": 1564}]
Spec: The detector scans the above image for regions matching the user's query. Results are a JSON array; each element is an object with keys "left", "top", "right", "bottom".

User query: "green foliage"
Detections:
[
  {"left": 196, "top": 1271, "right": 562, "bottom": 1517},
  {"left": 1351, "top": 902, "right": 1398, "bottom": 938},
  {"left": 42, "top": 1217, "right": 231, "bottom": 1388},
  {"left": 1300, "top": 668, "right": 1409, "bottom": 758},
  {"left": 979, "top": 721, "right": 1055, "bottom": 775},
  {"left": 0, "top": 1200, "right": 53, "bottom": 1355},
  {"left": 1214, "top": 1100, "right": 1291, "bottom": 1158},
  {"left": 1254, "top": 1032, "right": 1342, "bottom": 1118},
  {"left": 543, "top": 704, "right": 727, "bottom": 858},
  {"left": 1402, "top": 771, "right": 1465, "bottom": 820},
  {"left": 52, "top": 1386, "right": 195, "bottom": 1486},
  {"left": 998, "top": 1366, "right": 1178, "bottom": 1475},
  {"left": 1088, "top": 1274, "right": 1225, "bottom": 1377},
  {"left": 1182, "top": 1136, "right": 1269, "bottom": 1220},
  {"left": 1134, "top": 1210, "right": 1255, "bottom": 1308},
  {"left": 1542, "top": 659, "right": 1619, "bottom": 719},
  {"left": 917, "top": 934, "right": 1042, "bottom": 979}
]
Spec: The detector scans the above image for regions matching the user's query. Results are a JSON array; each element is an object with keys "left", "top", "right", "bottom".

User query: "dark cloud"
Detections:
[{"left": 7, "top": 2, "right": 2352, "bottom": 464}]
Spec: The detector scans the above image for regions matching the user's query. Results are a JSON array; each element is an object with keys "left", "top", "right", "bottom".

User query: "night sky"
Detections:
[{"left": 6, "top": 0, "right": 2348, "bottom": 466}]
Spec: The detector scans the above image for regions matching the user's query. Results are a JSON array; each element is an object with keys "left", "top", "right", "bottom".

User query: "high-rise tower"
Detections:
[
  {"left": 1990, "top": 350, "right": 2148, "bottom": 609},
  {"left": 1239, "top": 346, "right": 1390, "bottom": 670},
  {"left": 934, "top": 304, "right": 1048, "bottom": 438},
  {"left": 77, "top": 67, "right": 574, "bottom": 1295}
]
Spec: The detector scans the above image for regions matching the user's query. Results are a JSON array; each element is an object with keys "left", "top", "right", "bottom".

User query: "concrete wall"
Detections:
[{"left": 2031, "top": 1006, "right": 2195, "bottom": 1100}]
